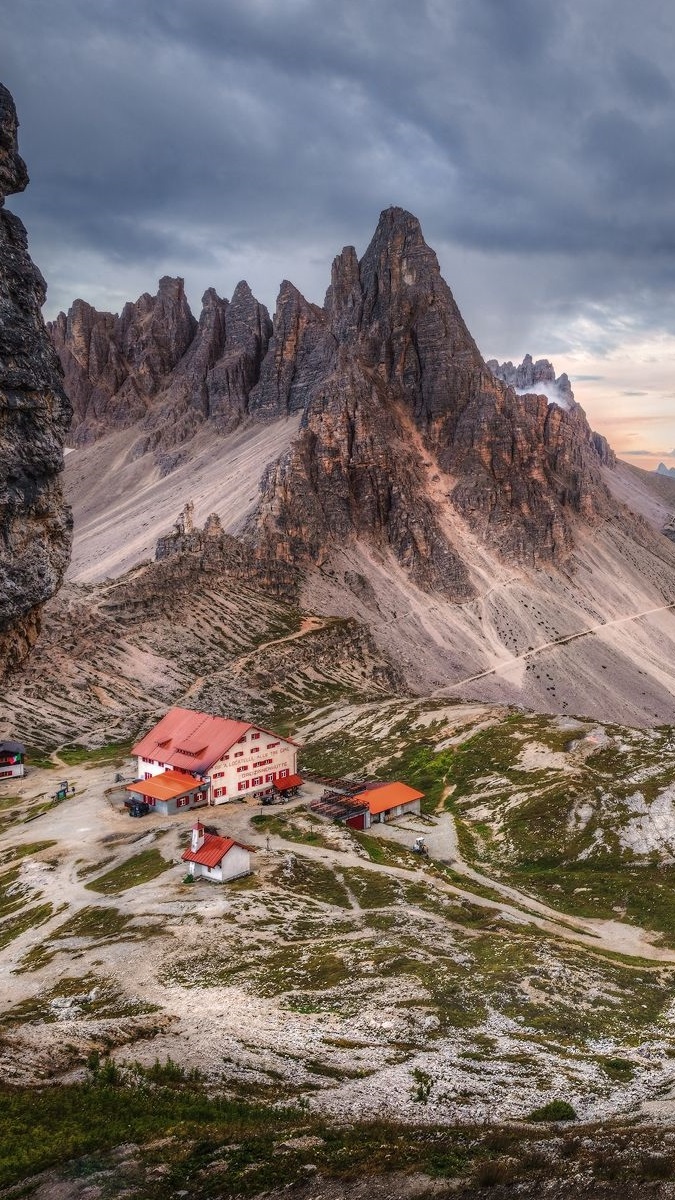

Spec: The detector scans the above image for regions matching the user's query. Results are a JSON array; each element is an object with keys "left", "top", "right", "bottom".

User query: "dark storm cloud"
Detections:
[{"left": 3, "top": 0, "right": 675, "bottom": 362}]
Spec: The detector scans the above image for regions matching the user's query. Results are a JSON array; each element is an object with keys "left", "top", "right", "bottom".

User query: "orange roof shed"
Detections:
[
  {"left": 351, "top": 781, "right": 424, "bottom": 816},
  {"left": 127, "top": 769, "right": 204, "bottom": 802}
]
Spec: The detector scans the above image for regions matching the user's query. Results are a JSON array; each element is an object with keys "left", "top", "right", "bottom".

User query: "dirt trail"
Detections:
[
  {"left": 230, "top": 616, "right": 332, "bottom": 677},
  {"left": 435, "top": 600, "right": 675, "bottom": 694},
  {"left": 356, "top": 812, "right": 675, "bottom": 962}
]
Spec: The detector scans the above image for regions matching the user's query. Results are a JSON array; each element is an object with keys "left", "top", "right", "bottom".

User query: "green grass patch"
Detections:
[
  {"left": 0, "top": 840, "right": 57, "bottom": 865},
  {"left": 341, "top": 866, "right": 405, "bottom": 909},
  {"left": 57, "top": 740, "right": 133, "bottom": 767},
  {"left": 270, "top": 857, "right": 352, "bottom": 908},
  {"left": 0, "top": 902, "right": 54, "bottom": 950},
  {"left": 377, "top": 744, "right": 455, "bottom": 814},
  {"left": 51, "top": 906, "right": 162, "bottom": 944},
  {"left": 600, "top": 1056, "right": 635, "bottom": 1081},
  {"left": 84, "top": 849, "right": 171, "bottom": 895},
  {"left": 0, "top": 866, "right": 29, "bottom": 919},
  {"left": 251, "top": 812, "right": 332, "bottom": 849},
  {"left": 350, "top": 831, "right": 415, "bottom": 868},
  {"left": 527, "top": 1099, "right": 577, "bottom": 1121},
  {"left": 22, "top": 747, "right": 56, "bottom": 770}
]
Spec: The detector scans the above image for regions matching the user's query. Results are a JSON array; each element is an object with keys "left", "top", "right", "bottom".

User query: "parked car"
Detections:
[{"left": 125, "top": 800, "right": 150, "bottom": 818}]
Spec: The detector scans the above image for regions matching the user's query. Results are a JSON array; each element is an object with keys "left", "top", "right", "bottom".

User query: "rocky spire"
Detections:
[
  {"left": 50, "top": 278, "right": 272, "bottom": 448},
  {"left": 248, "top": 280, "right": 330, "bottom": 417},
  {"left": 206, "top": 281, "right": 272, "bottom": 427},
  {"left": 0, "top": 83, "right": 72, "bottom": 675}
]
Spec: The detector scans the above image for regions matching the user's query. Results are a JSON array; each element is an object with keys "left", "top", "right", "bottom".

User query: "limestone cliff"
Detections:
[
  {"left": 0, "top": 84, "right": 72, "bottom": 675},
  {"left": 252, "top": 209, "right": 614, "bottom": 591},
  {"left": 53, "top": 206, "right": 621, "bottom": 600}
]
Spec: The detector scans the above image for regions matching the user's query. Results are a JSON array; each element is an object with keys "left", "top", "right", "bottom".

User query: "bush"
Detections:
[
  {"left": 601, "top": 1056, "right": 634, "bottom": 1080},
  {"left": 411, "top": 1067, "right": 433, "bottom": 1104},
  {"left": 527, "top": 1099, "right": 577, "bottom": 1122},
  {"left": 475, "top": 1158, "right": 513, "bottom": 1188}
]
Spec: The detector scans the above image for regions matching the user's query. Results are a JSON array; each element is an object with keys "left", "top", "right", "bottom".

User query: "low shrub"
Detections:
[
  {"left": 527, "top": 1099, "right": 577, "bottom": 1122},
  {"left": 475, "top": 1157, "right": 513, "bottom": 1188}
]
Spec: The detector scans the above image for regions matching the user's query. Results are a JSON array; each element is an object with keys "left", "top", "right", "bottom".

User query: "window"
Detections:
[
  {"left": 237, "top": 765, "right": 248, "bottom": 774},
  {"left": 213, "top": 770, "right": 225, "bottom": 779},
  {"left": 147, "top": 796, "right": 156, "bottom": 806},
  {"left": 265, "top": 773, "right": 274, "bottom": 782},
  {"left": 237, "top": 736, "right": 246, "bottom": 744},
  {"left": 237, "top": 781, "right": 249, "bottom": 792},
  {"left": 279, "top": 769, "right": 289, "bottom": 778},
  {"left": 224, "top": 754, "right": 230, "bottom": 761},
  {"left": 251, "top": 776, "right": 263, "bottom": 786},
  {"left": 251, "top": 732, "right": 260, "bottom": 740},
  {"left": 176, "top": 797, "right": 190, "bottom": 808},
  {"left": 267, "top": 741, "right": 279, "bottom": 749},
  {"left": 234, "top": 751, "right": 244, "bottom": 758},
  {"left": 144, "top": 772, "right": 152, "bottom": 780}
]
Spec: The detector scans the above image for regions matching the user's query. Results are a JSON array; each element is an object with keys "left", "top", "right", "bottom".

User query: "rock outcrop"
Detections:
[
  {"left": 488, "top": 354, "right": 616, "bottom": 467},
  {"left": 0, "top": 83, "right": 72, "bottom": 676}
]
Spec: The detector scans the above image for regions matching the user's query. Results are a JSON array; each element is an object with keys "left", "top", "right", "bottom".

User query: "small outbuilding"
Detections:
[
  {"left": 0, "top": 741, "right": 25, "bottom": 780},
  {"left": 310, "top": 780, "right": 425, "bottom": 829},
  {"left": 273, "top": 773, "right": 303, "bottom": 798},
  {"left": 182, "top": 822, "right": 253, "bottom": 883},
  {"left": 126, "top": 768, "right": 207, "bottom": 816},
  {"left": 352, "top": 781, "right": 424, "bottom": 824}
]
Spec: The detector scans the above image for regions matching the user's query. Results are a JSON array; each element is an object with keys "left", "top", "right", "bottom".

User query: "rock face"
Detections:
[
  {"left": 252, "top": 209, "right": 615, "bottom": 593},
  {"left": 488, "top": 353, "right": 569, "bottom": 401},
  {"left": 0, "top": 84, "right": 72, "bottom": 676}
]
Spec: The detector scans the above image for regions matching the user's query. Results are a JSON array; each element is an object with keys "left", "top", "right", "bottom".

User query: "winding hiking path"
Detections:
[
  {"left": 341, "top": 810, "right": 675, "bottom": 963},
  {"left": 434, "top": 600, "right": 675, "bottom": 694},
  {"left": 230, "top": 616, "right": 332, "bottom": 678}
]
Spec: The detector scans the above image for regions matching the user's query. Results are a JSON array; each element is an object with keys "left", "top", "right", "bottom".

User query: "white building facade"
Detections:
[
  {"left": 132, "top": 708, "right": 297, "bottom": 807},
  {"left": 208, "top": 728, "right": 296, "bottom": 804}
]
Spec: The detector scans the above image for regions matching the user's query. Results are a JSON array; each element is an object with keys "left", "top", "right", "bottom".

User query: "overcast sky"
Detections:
[{"left": 3, "top": 0, "right": 675, "bottom": 467}]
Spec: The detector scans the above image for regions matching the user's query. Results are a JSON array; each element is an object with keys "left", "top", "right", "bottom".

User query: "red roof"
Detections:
[
  {"left": 133, "top": 708, "right": 297, "bottom": 774},
  {"left": 126, "top": 769, "right": 204, "bottom": 802},
  {"left": 182, "top": 833, "right": 252, "bottom": 868},
  {"left": 351, "top": 781, "right": 424, "bottom": 816},
  {"left": 274, "top": 773, "right": 303, "bottom": 792},
  {"left": 133, "top": 708, "right": 250, "bottom": 774}
]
